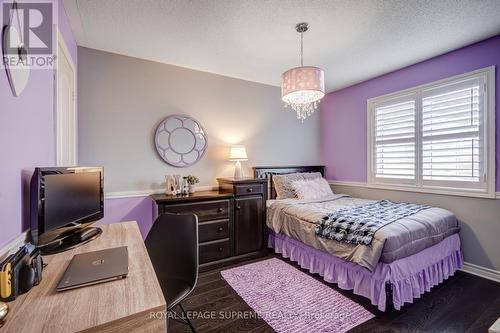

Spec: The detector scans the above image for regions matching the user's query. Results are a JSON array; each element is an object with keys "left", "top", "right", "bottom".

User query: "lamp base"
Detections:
[{"left": 234, "top": 161, "right": 243, "bottom": 179}]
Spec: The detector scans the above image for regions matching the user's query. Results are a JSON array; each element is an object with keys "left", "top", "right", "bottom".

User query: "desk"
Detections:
[{"left": 1, "top": 221, "right": 166, "bottom": 332}]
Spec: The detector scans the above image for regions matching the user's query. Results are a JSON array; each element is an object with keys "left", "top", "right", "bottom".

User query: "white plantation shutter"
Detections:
[
  {"left": 374, "top": 98, "right": 416, "bottom": 182},
  {"left": 421, "top": 78, "right": 484, "bottom": 188},
  {"left": 368, "top": 67, "right": 494, "bottom": 197}
]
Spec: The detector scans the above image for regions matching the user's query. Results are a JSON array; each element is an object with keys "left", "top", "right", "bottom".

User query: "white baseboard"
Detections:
[
  {"left": 105, "top": 185, "right": 219, "bottom": 199},
  {"left": 0, "top": 231, "right": 29, "bottom": 261},
  {"left": 460, "top": 262, "right": 500, "bottom": 283}
]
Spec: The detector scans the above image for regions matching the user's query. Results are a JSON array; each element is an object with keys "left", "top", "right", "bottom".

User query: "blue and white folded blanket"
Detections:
[{"left": 315, "top": 200, "right": 430, "bottom": 246}]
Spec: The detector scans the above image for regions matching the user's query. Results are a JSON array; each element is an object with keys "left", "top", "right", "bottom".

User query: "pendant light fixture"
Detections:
[{"left": 281, "top": 22, "right": 325, "bottom": 121}]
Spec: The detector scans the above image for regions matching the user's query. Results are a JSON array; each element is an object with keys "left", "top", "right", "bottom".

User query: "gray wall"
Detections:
[
  {"left": 78, "top": 47, "right": 321, "bottom": 193},
  {"left": 331, "top": 184, "right": 500, "bottom": 271}
]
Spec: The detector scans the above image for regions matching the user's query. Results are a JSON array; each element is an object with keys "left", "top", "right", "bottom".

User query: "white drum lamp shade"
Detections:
[{"left": 229, "top": 145, "right": 248, "bottom": 161}]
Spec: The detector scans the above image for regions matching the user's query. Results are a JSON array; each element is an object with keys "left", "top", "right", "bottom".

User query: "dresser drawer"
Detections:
[
  {"left": 234, "top": 184, "right": 264, "bottom": 196},
  {"left": 199, "top": 220, "right": 230, "bottom": 242},
  {"left": 162, "top": 199, "right": 230, "bottom": 222},
  {"left": 199, "top": 239, "right": 231, "bottom": 264}
]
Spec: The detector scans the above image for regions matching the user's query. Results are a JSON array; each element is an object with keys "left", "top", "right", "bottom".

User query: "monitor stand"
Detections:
[{"left": 39, "top": 227, "right": 103, "bottom": 255}]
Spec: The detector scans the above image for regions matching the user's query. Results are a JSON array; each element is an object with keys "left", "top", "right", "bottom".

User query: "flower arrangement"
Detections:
[
  {"left": 182, "top": 175, "right": 199, "bottom": 194},
  {"left": 185, "top": 175, "right": 199, "bottom": 185}
]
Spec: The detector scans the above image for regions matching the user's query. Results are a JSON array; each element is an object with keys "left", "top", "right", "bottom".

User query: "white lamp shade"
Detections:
[{"left": 229, "top": 145, "right": 248, "bottom": 161}]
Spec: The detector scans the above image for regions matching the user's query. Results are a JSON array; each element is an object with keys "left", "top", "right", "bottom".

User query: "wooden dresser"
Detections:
[{"left": 151, "top": 178, "right": 267, "bottom": 271}]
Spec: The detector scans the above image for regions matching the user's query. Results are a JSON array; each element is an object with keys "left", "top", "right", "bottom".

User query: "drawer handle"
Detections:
[
  {"left": 217, "top": 227, "right": 224, "bottom": 232},
  {"left": 247, "top": 188, "right": 253, "bottom": 192},
  {"left": 218, "top": 247, "right": 223, "bottom": 252},
  {"left": 236, "top": 205, "right": 241, "bottom": 210},
  {"left": 217, "top": 208, "right": 224, "bottom": 213}
]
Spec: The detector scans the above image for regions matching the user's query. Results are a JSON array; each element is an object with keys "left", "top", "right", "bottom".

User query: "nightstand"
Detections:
[{"left": 217, "top": 177, "right": 267, "bottom": 257}]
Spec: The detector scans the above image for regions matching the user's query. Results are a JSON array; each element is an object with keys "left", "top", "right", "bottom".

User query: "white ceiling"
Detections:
[{"left": 64, "top": 0, "right": 500, "bottom": 92}]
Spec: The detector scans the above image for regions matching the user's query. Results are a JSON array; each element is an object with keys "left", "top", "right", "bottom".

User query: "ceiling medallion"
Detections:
[{"left": 281, "top": 22, "right": 325, "bottom": 121}]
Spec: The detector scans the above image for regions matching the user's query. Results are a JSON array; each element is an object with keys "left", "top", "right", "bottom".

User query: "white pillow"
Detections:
[
  {"left": 272, "top": 172, "right": 322, "bottom": 199},
  {"left": 291, "top": 177, "right": 333, "bottom": 200}
]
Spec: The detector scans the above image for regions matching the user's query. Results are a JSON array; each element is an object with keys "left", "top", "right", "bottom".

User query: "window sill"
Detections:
[{"left": 366, "top": 182, "right": 496, "bottom": 199}]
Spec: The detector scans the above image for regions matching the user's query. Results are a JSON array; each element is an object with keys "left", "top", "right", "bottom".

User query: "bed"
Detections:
[{"left": 254, "top": 166, "right": 463, "bottom": 311}]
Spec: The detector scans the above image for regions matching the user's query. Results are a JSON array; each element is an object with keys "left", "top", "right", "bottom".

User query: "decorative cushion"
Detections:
[
  {"left": 272, "top": 172, "right": 322, "bottom": 199},
  {"left": 291, "top": 177, "right": 333, "bottom": 200}
]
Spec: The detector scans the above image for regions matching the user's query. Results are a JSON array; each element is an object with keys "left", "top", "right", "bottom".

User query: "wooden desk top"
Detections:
[{"left": 2, "top": 221, "right": 166, "bottom": 333}]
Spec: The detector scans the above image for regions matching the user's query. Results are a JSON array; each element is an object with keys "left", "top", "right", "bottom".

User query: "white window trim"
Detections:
[
  {"left": 367, "top": 66, "right": 496, "bottom": 199},
  {"left": 55, "top": 28, "right": 77, "bottom": 166}
]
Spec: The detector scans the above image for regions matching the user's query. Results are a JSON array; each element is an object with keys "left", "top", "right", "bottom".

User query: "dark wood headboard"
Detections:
[{"left": 253, "top": 166, "right": 325, "bottom": 199}]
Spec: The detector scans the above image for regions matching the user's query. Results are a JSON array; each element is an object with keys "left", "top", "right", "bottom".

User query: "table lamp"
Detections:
[{"left": 229, "top": 145, "right": 248, "bottom": 179}]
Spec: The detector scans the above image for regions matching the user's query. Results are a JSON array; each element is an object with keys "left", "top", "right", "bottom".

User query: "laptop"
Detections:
[{"left": 57, "top": 246, "right": 129, "bottom": 291}]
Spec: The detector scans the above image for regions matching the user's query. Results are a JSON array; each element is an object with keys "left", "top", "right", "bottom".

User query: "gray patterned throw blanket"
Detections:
[{"left": 315, "top": 200, "right": 430, "bottom": 246}]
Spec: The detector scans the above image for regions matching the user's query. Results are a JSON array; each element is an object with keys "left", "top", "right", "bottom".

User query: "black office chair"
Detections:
[{"left": 145, "top": 212, "right": 199, "bottom": 332}]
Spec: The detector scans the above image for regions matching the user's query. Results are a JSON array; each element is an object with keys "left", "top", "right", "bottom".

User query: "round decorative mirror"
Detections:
[
  {"left": 2, "top": 24, "right": 31, "bottom": 97},
  {"left": 155, "top": 115, "right": 208, "bottom": 167}
]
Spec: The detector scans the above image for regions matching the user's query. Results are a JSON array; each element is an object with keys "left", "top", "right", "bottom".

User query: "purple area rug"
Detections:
[{"left": 221, "top": 258, "right": 375, "bottom": 333}]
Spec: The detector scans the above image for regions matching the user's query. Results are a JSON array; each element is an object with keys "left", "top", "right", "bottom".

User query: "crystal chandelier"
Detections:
[{"left": 281, "top": 23, "right": 325, "bottom": 121}]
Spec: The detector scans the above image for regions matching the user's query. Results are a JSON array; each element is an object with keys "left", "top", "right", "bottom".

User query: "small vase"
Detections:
[
  {"left": 173, "top": 174, "right": 182, "bottom": 195},
  {"left": 188, "top": 184, "right": 196, "bottom": 193},
  {"left": 165, "top": 175, "right": 175, "bottom": 194}
]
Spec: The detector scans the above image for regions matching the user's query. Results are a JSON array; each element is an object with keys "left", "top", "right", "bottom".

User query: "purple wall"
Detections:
[
  {"left": 98, "top": 197, "right": 157, "bottom": 239},
  {"left": 321, "top": 35, "right": 500, "bottom": 190},
  {"left": 0, "top": 0, "right": 77, "bottom": 249},
  {"left": 57, "top": 0, "right": 78, "bottom": 64}
]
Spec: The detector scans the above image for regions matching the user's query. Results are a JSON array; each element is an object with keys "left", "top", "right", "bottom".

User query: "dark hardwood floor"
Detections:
[{"left": 168, "top": 253, "right": 500, "bottom": 333}]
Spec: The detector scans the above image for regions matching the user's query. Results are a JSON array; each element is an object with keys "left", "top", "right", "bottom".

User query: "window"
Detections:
[{"left": 368, "top": 67, "right": 495, "bottom": 198}]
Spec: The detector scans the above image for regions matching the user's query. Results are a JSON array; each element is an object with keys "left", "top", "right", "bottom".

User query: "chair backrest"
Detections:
[{"left": 145, "top": 212, "right": 199, "bottom": 295}]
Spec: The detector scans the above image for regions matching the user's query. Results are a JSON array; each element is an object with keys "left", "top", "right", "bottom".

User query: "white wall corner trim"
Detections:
[
  {"left": 105, "top": 185, "right": 219, "bottom": 199},
  {"left": 460, "top": 262, "right": 500, "bottom": 283},
  {"left": 0, "top": 231, "right": 29, "bottom": 261}
]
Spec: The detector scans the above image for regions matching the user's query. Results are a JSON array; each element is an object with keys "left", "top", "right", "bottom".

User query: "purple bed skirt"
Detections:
[{"left": 268, "top": 231, "right": 463, "bottom": 311}]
